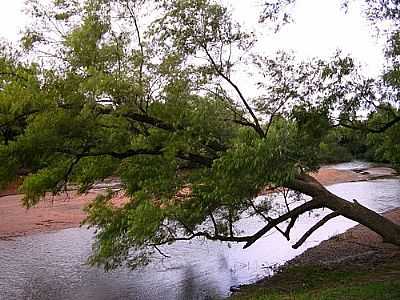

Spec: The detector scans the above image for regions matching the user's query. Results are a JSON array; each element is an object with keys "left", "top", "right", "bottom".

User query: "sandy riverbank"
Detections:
[
  {"left": 0, "top": 192, "right": 96, "bottom": 240},
  {"left": 0, "top": 165, "right": 396, "bottom": 239}
]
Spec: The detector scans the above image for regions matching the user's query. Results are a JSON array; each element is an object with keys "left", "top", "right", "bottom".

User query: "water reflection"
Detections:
[
  {"left": 1, "top": 179, "right": 399, "bottom": 300},
  {"left": 326, "top": 160, "right": 373, "bottom": 170}
]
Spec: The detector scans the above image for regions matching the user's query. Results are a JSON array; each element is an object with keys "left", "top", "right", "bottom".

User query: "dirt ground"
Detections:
[
  {"left": 0, "top": 192, "right": 97, "bottom": 240},
  {"left": 0, "top": 166, "right": 396, "bottom": 239}
]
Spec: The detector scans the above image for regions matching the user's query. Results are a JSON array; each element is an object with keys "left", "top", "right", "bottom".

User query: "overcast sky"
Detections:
[{"left": 0, "top": 0, "right": 384, "bottom": 75}]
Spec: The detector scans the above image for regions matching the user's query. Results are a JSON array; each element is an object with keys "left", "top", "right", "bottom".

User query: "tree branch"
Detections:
[
  {"left": 0, "top": 109, "right": 40, "bottom": 130},
  {"left": 284, "top": 216, "right": 298, "bottom": 240},
  {"left": 125, "top": 1, "right": 146, "bottom": 111},
  {"left": 124, "top": 112, "right": 175, "bottom": 131},
  {"left": 338, "top": 115, "right": 400, "bottom": 134},
  {"left": 226, "top": 118, "right": 263, "bottom": 133},
  {"left": 58, "top": 147, "right": 213, "bottom": 167},
  {"left": 153, "top": 245, "right": 171, "bottom": 258},
  {"left": 248, "top": 198, "right": 288, "bottom": 240},
  {"left": 292, "top": 211, "right": 341, "bottom": 249},
  {"left": 209, "top": 212, "right": 219, "bottom": 235},
  {"left": 123, "top": 112, "right": 226, "bottom": 152},
  {"left": 243, "top": 199, "right": 323, "bottom": 249},
  {"left": 154, "top": 230, "right": 252, "bottom": 246},
  {"left": 202, "top": 46, "right": 265, "bottom": 138},
  {"left": 57, "top": 148, "right": 163, "bottom": 159}
]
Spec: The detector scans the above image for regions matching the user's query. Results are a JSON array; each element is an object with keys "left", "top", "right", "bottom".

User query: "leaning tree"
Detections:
[{"left": 0, "top": 0, "right": 399, "bottom": 269}]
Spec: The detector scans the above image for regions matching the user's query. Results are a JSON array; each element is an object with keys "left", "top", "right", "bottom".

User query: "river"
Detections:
[{"left": 0, "top": 162, "right": 399, "bottom": 300}]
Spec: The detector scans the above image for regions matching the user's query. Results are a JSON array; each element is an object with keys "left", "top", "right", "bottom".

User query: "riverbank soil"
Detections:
[
  {"left": 232, "top": 208, "right": 400, "bottom": 300},
  {"left": 0, "top": 192, "right": 96, "bottom": 240}
]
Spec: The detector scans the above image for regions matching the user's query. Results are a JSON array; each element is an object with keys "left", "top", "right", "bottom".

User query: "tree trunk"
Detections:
[{"left": 288, "top": 173, "right": 400, "bottom": 247}]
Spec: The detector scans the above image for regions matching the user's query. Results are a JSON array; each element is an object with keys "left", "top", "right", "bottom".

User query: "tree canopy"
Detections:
[{"left": 1, "top": 0, "right": 400, "bottom": 269}]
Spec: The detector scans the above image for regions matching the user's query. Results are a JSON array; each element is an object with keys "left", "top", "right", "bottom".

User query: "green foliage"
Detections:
[
  {"left": 20, "top": 161, "right": 71, "bottom": 207},
  {"left": 318, "top": 127, "right": 367, "bottom": 163},
  {"left": 366, "top": 107, "right": 400, "bottom": 168},
  {"left": 1, "top": 0, "right": 399, "bottom": 270},
  {"left": 73, "top": 156, "right": 119, "bottom": 193},
  {"left": 85, "top": 191, "right": 166, "bottom": 270}
]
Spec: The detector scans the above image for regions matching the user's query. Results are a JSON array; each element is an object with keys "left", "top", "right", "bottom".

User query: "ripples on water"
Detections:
[{"left": 0, "top": 179, "right": 399, "bottom": 300}]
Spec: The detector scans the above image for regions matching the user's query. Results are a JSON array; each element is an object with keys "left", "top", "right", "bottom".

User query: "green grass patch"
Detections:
[
  {"left": 236, "top": 282, "right": 400, "bottom": 300},
  {"left": 232, "top": 261, "right": 400, "bottom": 300}
]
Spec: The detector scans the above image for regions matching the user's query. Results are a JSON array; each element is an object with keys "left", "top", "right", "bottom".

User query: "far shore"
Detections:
[{"left": 0, "top": 165, "right": 398, "bottom": 240}]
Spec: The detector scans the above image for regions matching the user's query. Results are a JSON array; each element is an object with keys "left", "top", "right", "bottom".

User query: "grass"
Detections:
[{"left": 231, "top": 261, "right": 400, "bottom": 300}]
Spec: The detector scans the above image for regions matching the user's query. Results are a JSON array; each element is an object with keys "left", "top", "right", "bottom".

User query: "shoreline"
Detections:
[
  {"left": 2, "top": 163, "right": 399, "bottom": 298},
  {"left": 287, "top": 207, "right": 400, "bottom": 267},
  {"left": 231, "top": 164, "right": 400, "bottom": 298},
  {"left": 0, "top": 192, "right": 97, "bottom": 240},
  {"left": 0, "top": 164, "right": 398, "bottom": 240},
  {"left": 232, "top": 207, "right": 400, "bottom": 298}
]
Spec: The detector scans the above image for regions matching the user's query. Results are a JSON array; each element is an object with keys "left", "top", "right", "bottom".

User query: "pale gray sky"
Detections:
[
  {"left": 228, "top": 0, "right": 384, "bottom": 75},
  {"left": 0, "top": 0, "right": 384, "bottom": 75},
  {"left": 0, "top": 0, "right": 26, "bottom": 42}
]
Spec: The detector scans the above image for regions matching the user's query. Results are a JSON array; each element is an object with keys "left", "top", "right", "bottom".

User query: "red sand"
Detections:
[{"left": 0, "top": 192, "right": 96, "bottom": 239}]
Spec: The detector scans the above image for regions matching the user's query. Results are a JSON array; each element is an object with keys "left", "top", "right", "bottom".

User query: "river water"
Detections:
[{"left": 0, "top": 162, "right": 399, "bottom": 300}]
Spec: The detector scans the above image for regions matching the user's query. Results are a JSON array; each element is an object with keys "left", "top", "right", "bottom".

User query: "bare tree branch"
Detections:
[
  {"left": 153, "top": 245, "right": 171, "bottom": 258},
  {"left": 284, "top": 216, "right": 298, "bottom": 239},
  {"left": 202, "top": 45, "right": 265, "bottom": 138},
  {"left": 292, "top": 211, "right": 341, "bottom": 249},
  {"left": 243, "top": 199, "right": 323, "bottom": 249},
  {"left": 248, "top": 198, "right": 288, "bottom": 240},
  {"left": 338, "top": 115, "right": 400, "bottom": 133}
]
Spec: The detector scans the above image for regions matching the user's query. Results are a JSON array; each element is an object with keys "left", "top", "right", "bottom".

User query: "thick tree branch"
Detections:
[
  {"left": 176, "top": 151, "right": 213, "bottom": 167},
  {"left": 58, "top": 147, "right": 213, "bottom": 167},
  {"left": 286, "top": 173, "right": 400, "bottom": 247},
  {"left": 338, "top": 115, "right": 400, "bottom": 133},
  {"left": 154, "top": 230, "right": 252, "bottom": 246},
  {"left": 123, "top": 112, "right": 227, "bottom": 152},
  {"left": 284, "top": 216, "right": 298, "bottom": 240},
  {"left": 285, "top": 173, "right": 327, "bottom": 198},
  {"left": 227, "top": 118, "right": 263, "bottom": 133},
  {"left": 248, "top": 198, "right": 288, "bottom": 240},
  {"left": 124, "top": 112, "right": 175, "bottom": 131},
  {"left": 243, "top": 199, "right": 323, "bottom": 249},
  {"left": 57, "top": 148, "right": 163, "bottom": 159},
  {"left": 292, "top": 211, "right": 341, "bottom": 249},
  {"left": 0, "top": 109, "right": 40, "bottom": 130}
]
